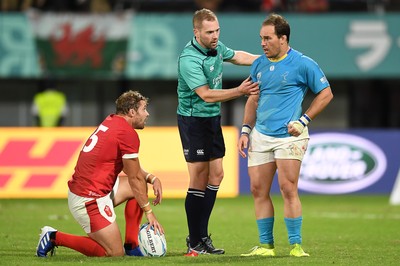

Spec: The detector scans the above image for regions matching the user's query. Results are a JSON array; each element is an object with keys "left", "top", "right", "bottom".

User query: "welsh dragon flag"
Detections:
[{"left": 28, "top": 11, "right": 131, "bottom": 78}]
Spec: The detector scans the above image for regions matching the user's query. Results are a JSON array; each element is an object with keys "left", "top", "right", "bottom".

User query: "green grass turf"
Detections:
[{"left": 1, "top": 195, "right": 400, "bottom": 265}]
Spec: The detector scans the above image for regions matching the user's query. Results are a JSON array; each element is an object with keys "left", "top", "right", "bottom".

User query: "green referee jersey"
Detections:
[{"left": 177, "top": 37, "right": 235, "bottom": 117}]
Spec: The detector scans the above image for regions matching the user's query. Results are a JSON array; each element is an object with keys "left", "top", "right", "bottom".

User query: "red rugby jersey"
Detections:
[{"left": 68, "top": 114, "right": 139, "bottom": 197}]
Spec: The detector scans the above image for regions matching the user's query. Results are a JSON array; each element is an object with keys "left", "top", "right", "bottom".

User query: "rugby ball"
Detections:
[{"left": 138, "top": 223, "right": 167, "bottom": 257}]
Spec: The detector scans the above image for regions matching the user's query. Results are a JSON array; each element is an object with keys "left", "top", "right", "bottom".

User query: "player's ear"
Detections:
[
  {"left": 129, "top": 108, "right": 135, "bottom": 117},
  {"left": 281, "top": 35, "right": 287, "bottom": 44}
]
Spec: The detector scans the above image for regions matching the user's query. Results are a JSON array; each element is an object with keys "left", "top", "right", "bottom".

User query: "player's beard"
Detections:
[
  {"left": 139, "top": 118, "right": 147, "bottom": 129},
  {"left": 133, "top": 118, "right": 146, "bottom": 129}
]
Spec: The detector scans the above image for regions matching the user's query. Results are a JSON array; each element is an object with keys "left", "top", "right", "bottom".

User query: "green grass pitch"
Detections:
[{"left": 1, "top": 195, "right": 399, "bottom": 265}]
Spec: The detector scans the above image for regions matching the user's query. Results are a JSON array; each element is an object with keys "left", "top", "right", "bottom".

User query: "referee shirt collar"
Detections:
[{"left": 192, "top": 37, "right": 209, "bottom": 55}]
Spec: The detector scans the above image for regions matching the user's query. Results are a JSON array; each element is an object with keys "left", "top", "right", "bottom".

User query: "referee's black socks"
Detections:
[
  {"left": 200, "top": 184, "right": 219, "bottom": 237},
  {"left": 185, "top": 188, "right": 205, "bottom": 247}
]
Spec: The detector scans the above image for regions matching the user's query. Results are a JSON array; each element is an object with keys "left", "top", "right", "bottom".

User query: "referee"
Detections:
[{"left": 176, "top": 8, "right": 259, "bottom": 256}]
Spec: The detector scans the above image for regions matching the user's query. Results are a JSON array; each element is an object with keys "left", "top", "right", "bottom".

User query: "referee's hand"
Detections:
[{"left": 238, "top": 77, "right": 259, "bottom": 96}]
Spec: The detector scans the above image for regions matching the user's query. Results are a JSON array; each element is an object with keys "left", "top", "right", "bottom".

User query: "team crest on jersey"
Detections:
[
  {"left": 281, "top": 71, "right": 289, "bottom": 83},
  {"left": 104, "top": 205, "right": 112, "bottom": 217},
  {"left": 269, "top": 65, "right": 275, "bottom": 71},
  {"left": 210, "top": 65, "right": 214, "bottom": 72}
]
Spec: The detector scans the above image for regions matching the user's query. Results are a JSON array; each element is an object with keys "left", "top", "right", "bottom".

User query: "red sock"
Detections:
[
  {"left": 124, "top": 198, "right": 143, "bottom": 248},
  {"left": 54, "top": 231, "right": 106, "bottom": 257}
]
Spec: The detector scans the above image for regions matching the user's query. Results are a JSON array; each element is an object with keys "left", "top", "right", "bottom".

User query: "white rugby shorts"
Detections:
[{"left": 248, "top": 127, "right": 309, "bottom": 167}]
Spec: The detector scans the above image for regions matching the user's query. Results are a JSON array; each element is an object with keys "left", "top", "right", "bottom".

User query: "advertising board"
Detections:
[
  {"left": 0, "top": 127, "right": 238, "bottom": 198},
  {"left": 239, "top": 130, "right": 400, "bottom": 195}
]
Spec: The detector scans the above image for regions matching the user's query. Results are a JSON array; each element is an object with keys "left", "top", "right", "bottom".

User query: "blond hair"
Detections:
[{"left": 193, "top": 8, "right": 217, "bottom": 30}]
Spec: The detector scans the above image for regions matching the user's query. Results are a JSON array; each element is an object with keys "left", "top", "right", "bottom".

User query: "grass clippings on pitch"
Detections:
[{"left": 1, "top": 195, "right": 399, "bottom": 265}]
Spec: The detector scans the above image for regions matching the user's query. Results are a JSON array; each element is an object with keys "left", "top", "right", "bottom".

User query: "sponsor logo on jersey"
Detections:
[
  {"left": 213, "top": 73, "right": 222, "bottom": 87},
  {"left": 299, "top": 133, "right": 387, "bottom": 194}
]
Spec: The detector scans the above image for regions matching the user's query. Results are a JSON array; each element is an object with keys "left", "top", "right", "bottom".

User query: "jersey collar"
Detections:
[
  {"left": 268, "top": 47, "right": 292, "bottom": 62},
  {"left": 191, "top": 37, "right": 210, "bottom": 56}
]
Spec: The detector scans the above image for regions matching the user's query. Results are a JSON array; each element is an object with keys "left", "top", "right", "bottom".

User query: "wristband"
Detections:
[
  {"left": 290, "top": 114, "right": 311, "bottom": 134},
  {"left": 141, "top": 202, "right": 150, "bottom": 208},
  {"left": 145, "top": 173, "right": 151, "bottom": 182},
  {"left": 145, "top": 209, "right": 153, "bottom": 215},
  {"left": 241, "top": 124, "right": 252, "bottom": 135},
  {"left": 150, "top": 176, "right": 157, "bottom": 184},
  {"left": 298, "top": 114, "right": 311, "bottom": 127}
]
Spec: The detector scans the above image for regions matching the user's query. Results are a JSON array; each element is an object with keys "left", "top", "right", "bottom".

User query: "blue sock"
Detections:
[
  {"left": 256, "top": 217, "right": 274, "bottom": 247},
  {"left": 284, "top": 216, "right": 303, "bottom": 245}
]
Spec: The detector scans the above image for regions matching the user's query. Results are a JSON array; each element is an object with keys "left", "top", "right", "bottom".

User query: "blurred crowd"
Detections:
[{"left": 1, "top": 0, "right": 399, "bottom": 13}]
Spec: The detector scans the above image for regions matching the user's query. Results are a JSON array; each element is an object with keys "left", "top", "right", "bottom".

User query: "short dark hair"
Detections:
[
  {"left": 193, "top": 8, "right": 217, "bottom": 30},
  {"left": 115, "top": 90, "right": 148, "bottom": 115},
  {"left": 262, "top": 14, "right": 290, "bottom": 43}
]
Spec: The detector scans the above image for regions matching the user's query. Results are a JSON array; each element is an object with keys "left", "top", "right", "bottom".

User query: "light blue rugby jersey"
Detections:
[
  {"left": 177, "top": 37, "right": 235, "bottom": 117},
  {"left": 250, "top": 48, "right": 330, "bottom": 138}
]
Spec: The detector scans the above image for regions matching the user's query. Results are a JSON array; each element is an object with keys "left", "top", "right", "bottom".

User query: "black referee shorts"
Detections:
[{"left": 177, "top": 114, "right": 225, "bottom": 162}]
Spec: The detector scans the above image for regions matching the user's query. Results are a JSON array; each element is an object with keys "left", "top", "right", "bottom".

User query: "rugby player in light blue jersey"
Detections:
[
  {"left": 239, "top": 14, "right": 333, "bottom": 258},
  {"left": 177, "top": 8, "right": 260, "bottom": 257}
]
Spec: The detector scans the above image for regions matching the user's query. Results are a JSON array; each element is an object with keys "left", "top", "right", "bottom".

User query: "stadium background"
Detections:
[{"left": 0, "top": 0, "right": 399, "bottom": 199}]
